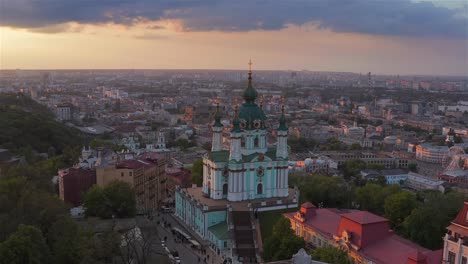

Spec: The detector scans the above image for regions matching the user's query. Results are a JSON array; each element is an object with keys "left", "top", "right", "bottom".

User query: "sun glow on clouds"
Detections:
[{"left": 0, "top": 21, "right": 466, "bottom": 76}]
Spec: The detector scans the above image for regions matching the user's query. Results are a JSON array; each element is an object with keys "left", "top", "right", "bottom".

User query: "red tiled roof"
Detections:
[
  {"left": 301, "top": 202, "right": 315, "bottom": 209},
  {"left": 342, "top": 211, "right": 388, "bottom": 225},
  {"left": 284, "top": 208, "right": 354, "bottom": 239},
  {"left": 360, "top": 235, "right": 441, "bottom": 264},
  {"left": 452, "top": 201, "right": 468, "bottom": 228},
  {"left": 116, "top": 159, "right": 156, "bottom": 169},
  {"left": 284, "top": 204, "right": 442, "bottom": 264}
]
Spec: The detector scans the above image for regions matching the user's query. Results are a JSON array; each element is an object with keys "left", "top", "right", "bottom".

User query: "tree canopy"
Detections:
[
  {"left": 262, "top": 217, "right": 305, "bottom": 262},
  {"left": 84, "top": 181, "right": 136, "bottom": 219},
  {"left": 384, "top": 192, "right": 417, "bottom": 230},
  {"left": 0, "top": 225, "right": 51, "bottom": 264},
  {"left": 190, "top": 159, "right": 203, "bottom": 186},
  {"left": 310, "top": 246, "right": 352, "bottom": 264},
  {"left": 0, "top": 93, "right": 83, "bottom": 154}
]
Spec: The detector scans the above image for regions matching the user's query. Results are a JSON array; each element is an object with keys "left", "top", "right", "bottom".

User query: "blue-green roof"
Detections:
[
  {"left": 209, "top": 150, "right": 230, "bottom": 162},
  {"left": 208, "top": 221, "right": 229, "bottom": 240},
  {"left": 208, "top": 148, "right": 277, "bottom": 163}
]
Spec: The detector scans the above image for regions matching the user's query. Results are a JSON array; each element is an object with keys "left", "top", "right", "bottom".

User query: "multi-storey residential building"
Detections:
[
  {"left": 58, "top": 167, "right": 96, "bottom": 207},
  {"left": 322, "top": 151, "right": 409, "bottom": 169},
  {"left": 285, "top": 202, "right": 442, "bottom": 264},
  {"left": 96, "top": 154, "right": 166, "bottom": 213},
  {"left": 415, "top": 143, "right": 449, "bottom": 164},
  {"left": 55, "top": 103, "right": 72, "bottom": 121},
  {"left": 443, "top": 202, "right": 468, "bottom": 264}
]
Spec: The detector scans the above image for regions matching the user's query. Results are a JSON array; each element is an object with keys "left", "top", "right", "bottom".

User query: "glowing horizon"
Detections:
[{"left": 0, "top": 0, "right": 466, "bottom": 76}]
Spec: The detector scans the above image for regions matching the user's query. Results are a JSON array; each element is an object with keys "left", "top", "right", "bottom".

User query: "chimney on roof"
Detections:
[{"left": 300, "top": 202, "right": 316, "bottom": 218}]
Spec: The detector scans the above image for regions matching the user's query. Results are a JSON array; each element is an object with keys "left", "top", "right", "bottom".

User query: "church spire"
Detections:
[
  {"left": 278, "top": 96, "right": 288, "bottom": 131},
  {"left": 213, "top": 99, "right": 223, "bottom": 127},
  {"left": 243, "top": 59, "right": 258, "bottom": 104}
]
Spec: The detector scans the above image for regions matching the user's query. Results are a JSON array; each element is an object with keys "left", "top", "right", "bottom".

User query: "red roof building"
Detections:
[
  {"left": 443, "top": 201, "right": 468, "bottom": 264},
  {"left": 58, "top": 167, "right": 96, "bottom": 207},
  {"left": 284, "top": 202, "right": 442, "bottom": 264}
]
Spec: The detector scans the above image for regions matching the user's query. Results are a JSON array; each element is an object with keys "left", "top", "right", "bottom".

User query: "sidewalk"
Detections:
[{"left": 160, "top": 213, "right": 228, "bottom": 264}]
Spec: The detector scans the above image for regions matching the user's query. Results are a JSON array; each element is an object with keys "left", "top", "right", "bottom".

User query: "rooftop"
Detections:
[
  {"left": 342, "top": 211, "right": 388, "bottom": 225},
  {"left": 285, "top": 204, "right": 442, "bottom": 264}
]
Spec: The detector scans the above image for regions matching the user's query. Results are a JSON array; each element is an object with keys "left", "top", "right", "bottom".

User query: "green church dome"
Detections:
[{"left": 236, "top": 65, "right": 267, "bottom": 130}]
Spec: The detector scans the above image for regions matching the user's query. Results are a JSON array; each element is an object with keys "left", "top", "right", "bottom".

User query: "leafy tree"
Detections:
[
  {"left": 263, "top": 218, "right": 305, "bottom": 261},
  {"left": 0, "top": 177, "right": 68, "bottom": 241},
  {"left": 340, "top": 159, "right": 367, "bottom": 179},
  {"left": 288, "top": 137, "right": 317, "bottom": 152},
  {"left": 408, "top": 163, "right": 418, "bottom": 172},
  {"left": 190, "top": 159, "right": 203, "bottom": 186},
  {"left": 0, "top": 94, "right": 83, "bottom": 154},
  {"left": 299, "top": 175, "right": 352, "bottom": 208},
  {"left": 355, "top": 183, "right": 401, "bottom": 215},
  {"left": 310, "top": 246, "right": 352, "bottom": 264},
  {"left": 84, "top": 185, "right": 111, "bottom": 218},
  {"left": 0, "top": 225, "right": 51, "bottom": 264},
  {"left": 84, "top": 182, "right": 136, "bottom": 219},
  {"left": 374, "top": 175, "right": 387, "bottom": 186},
  {"left": 403, "top": 206, "right": 446, "bottom": 249},
  {"left": 47, "top": 216, "right": 87, "bottom": 264},
  {"left": 402, "top": 191, "right": 464, "bottom": 249},
  {"left": 175, "top": 138, "right": 193, "bottom": 150},
  {"left": 104, "top": 181, "right": 137, "bottom": 218},
  {"left": 384, "top": 192, "right": 417, "bottom": 230},
  {"left": 349, "top": 143, "right": 362, "bottom": 150}
]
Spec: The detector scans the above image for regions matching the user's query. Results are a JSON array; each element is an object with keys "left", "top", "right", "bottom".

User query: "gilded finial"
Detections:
[
  {"left": 260, "top": 95, "right": 264, "bottom": 109},
  {"left": 248, "top": 59, "right": 253, "bottom": 82}
]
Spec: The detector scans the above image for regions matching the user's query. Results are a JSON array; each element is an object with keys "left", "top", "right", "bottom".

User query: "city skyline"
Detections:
[{"left": 0, "top": 0, "right": 467, "bottom": 75}]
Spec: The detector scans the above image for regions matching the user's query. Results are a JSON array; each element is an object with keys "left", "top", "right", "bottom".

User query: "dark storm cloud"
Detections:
[{"left": 0, "top": 0, "right": 466, "bottom": 38}]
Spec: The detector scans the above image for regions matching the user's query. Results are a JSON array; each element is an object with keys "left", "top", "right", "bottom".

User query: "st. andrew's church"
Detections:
[{"left": 175, "top": 62, "right": 298, "bottom": 263}]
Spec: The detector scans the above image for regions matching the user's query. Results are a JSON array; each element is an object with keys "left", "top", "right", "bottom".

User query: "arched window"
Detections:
[
  {"left": 207, "top": 181, "right": 211, "bottom": 196},
  {"left": 241, "top": 137, "right": 246, "bottom": 148},
  {"left": 257, "top": 183, "right": 263, "bottom": 195},
  {"left": 222, "top": 183, "right": 228, "bottom": 196},
  {"left": 254, "top": 137, "right": 259, "bottom": 148}
]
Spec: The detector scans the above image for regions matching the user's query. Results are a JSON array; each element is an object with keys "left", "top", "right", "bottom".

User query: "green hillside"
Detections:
[{"left": 0, "top": 93, "right": 83, "bottom": 154}]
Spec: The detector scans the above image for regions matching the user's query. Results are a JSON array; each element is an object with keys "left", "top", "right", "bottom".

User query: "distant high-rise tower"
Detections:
[{"left": 368, "top": 72, "right": 372, "bottom": 89}]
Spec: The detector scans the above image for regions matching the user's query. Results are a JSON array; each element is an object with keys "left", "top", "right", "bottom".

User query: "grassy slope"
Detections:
[{"left": 258, "top": 207, "right": 298, "bottom": 241}]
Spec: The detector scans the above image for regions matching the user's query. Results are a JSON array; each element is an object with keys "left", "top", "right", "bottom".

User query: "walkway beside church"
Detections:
[{"left": 159, "top": 212, "right": 227, "bottom": 264}]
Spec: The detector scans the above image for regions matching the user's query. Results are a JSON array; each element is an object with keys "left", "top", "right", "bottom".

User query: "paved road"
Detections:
[
  {"left": 156, "top": 214, "right": 199, "bottom": 263},
  {"left": 155, "top": 213, "right": 227, "bottom": 264}
]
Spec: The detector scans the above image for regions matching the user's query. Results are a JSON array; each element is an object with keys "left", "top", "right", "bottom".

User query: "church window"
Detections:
[
  {"left": 257, "top": 183, "right": 263, "bottom": 194},
  {"left": 254, "top": 137, "right": 259, "bottom": 147},
  {"left": 222, "top": 183, "right": 228, "bottom": 195},
  {"left": 241, "top": 137, "right": 246, "bottom": 148}
]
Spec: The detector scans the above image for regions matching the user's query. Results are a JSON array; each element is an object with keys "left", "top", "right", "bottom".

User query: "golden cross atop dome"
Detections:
[{"left": 248, "top": 59, "right": 253, "bottom": 73}]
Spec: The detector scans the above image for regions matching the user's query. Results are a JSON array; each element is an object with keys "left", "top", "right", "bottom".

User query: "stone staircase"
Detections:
[{"left": 231, "top": 210, "right": 257, "bottom": 263}]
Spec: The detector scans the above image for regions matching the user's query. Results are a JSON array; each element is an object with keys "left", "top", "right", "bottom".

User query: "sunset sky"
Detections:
[{"left": 0, "top": 0, "right": 467, "bottom": 75}]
